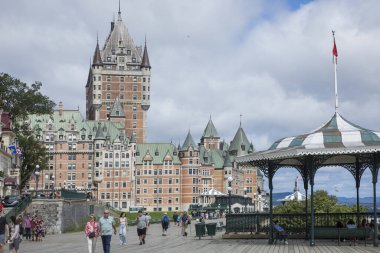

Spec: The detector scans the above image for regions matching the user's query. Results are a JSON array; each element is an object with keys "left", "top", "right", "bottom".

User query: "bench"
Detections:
[{"left": 314, "top": 227, "right": 371, "bottom": 246}]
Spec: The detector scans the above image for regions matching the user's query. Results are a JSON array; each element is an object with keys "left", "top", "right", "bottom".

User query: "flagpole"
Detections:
[{"left": 332, "top": 31, "right": 339, "bottom": 112}]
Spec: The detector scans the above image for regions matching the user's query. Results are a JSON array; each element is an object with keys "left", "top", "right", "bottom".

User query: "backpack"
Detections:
[
  {"left": 19, "top": 225, "right": 24, "bottom": 235},
  {"left": 162, "top": 215, "right": 169, "bottom": 224},
  {"left": 181, "top": 215, "right": 187, "bottom": 222}
]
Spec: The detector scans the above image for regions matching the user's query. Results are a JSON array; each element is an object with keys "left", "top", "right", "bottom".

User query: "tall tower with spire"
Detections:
[{"left": 85, "top": 6, "right": 151, "bottom": 144}]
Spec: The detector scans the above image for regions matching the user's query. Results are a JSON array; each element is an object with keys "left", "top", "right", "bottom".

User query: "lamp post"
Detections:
[
  {"left": 35, "top": 165, "right": 40, "bottom": 197},
  {"left": 227, "top": 176, "right": 233, "bottom": 214},
  {"left": 243, "top": 187, "right": 248, "bottom": 213}
]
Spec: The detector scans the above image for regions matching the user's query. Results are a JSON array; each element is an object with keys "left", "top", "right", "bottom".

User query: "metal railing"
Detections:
[
  {"left": 5, "top": 195, "right": 33, "bottom": 220},
  {"left": 27, "top": 189, "right": 88, "bottom": 200},
  {"left": 226, "top": 212, "right": 380, "bottom": 235}
]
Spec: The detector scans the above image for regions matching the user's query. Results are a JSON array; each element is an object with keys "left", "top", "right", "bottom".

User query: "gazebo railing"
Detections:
[{"left": 226, "top": 212, "right": 380, "bottom": 235}]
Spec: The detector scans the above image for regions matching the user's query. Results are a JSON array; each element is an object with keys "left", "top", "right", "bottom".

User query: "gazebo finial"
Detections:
[{"left": 332, "top": 31, "right": 339, "bottom": 112}]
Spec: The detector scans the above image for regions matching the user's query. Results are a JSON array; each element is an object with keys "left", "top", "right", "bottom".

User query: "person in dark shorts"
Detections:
[{"left": 136, "top": 211, "right": 148, "bottom": 245}]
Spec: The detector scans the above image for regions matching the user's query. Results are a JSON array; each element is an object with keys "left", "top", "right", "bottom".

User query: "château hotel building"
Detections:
[{"left": 25, "top": 8, "right": 263, "bottom": 212}]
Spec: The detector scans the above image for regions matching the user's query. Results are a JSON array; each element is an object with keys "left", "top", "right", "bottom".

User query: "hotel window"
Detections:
[
  {"left": 143, "top": 77, "right": 146, "bottom": 82},
  {"left": 133, "top": 113, "right": 137, "bottom": 120},
  {"left": 133, "top": 95, "right": 137, "bottom": 100},
  {"left": 120, "top": 85, "right": 124, "bottom": 91},
  {"left": 132, "top": 58, "right": 136, "bottom": 63},
  {"left": 120, "top": 94, "right": 124, "bottom": 99},
  {"left": 119, "top": 66, "right": 125, "bottom": 70},
  {"left": 106, "top": 182, "right": 111, "bottom": 188},
  {"left": 133, "top": 123, "right": 137, "bottom": 129},
  {"left": 133, "top": 85, "right": 137, "bottom": 91},
  {"left": 67, "top": 173, "right": 76, "bottom": 180},
  {"left": 107, "top": 84, "right": 111, "bottom": 90},
  {"left": 98, "top": 94, "right": 101, "bottom": 99},
  {"left": 106, "top": 93, "right": 111, "bottom": 99},
  {"left": 143, "top": 86, "right": 146, "bottom": 91},
  {"left": 106, "top": 76, "right": 111, "bottom": 82},
  {"left": 133, "top": 76, "right": 137, "bottom": 82},
  {"left": 119, "top": 57, "right": 125, "bottom": 63},
  {"left": 127, "top": 50, "right": 131, "bottom": 55},
  {"left": 143, "top": 95, "right": 146, "bottom": 100}
]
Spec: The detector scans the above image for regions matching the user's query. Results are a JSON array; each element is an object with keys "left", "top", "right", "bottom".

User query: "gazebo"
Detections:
[
  {"left": 236, "top": 112, "right": 380, "bottom": 246},
  {"left": 277, "top": 177, "right": 306, "bottom": 204},
  {"left": 200, "top": 188, "right": 226, "bottom": 206}
]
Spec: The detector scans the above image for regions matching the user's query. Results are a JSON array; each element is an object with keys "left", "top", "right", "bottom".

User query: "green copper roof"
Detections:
[
  {"left": 228, "top": 126, "right": 251, "bottom": 156},
  {"left": 181, "top": 131, "right": 198, "bottom": 151},
  {"left": 199, "top": 146, "right": 225, "bottom": 169},
  {"left": 95, "top": 122, "right": 106, "bottom": 140},
  {"left": 135, "top": 143, "right": 181, "bottom": 164},
  {"left": 27, "top": 109, "right": 125, "bottom": 143},
  {"left": 202, "top": 118, "right": 219, "bottom": 138}
]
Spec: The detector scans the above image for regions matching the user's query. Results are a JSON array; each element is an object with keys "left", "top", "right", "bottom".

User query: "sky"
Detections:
[{"left": 1, "top": 0, "right": 380, "bottom": 198}]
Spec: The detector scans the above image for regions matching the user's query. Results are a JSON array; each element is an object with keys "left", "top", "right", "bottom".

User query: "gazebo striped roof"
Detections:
[{"left": 269, "top": 112, "right": 380, "bottom": 150}]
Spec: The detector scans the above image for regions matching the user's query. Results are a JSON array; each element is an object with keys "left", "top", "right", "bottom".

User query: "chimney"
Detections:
[
  {"left": 58, "top": 101, "right": 63, "bottom": 116},
  {"left": 111, "top": 21, "right": 114, "bottom": 31}
]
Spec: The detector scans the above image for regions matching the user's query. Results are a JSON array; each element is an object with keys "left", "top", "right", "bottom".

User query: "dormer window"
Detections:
[
  {"left": 241, "top": 145, "right": 245, "bottom": 151},
  {"left": 107, "top": 57, "right": 111, "bottom": 61},
  {"left": 116, "top": 111, "right": 120, "bottom": 116},
  {"left": 132, "top": 58, "right": 136, "bottom": 63},
  {"left": 127, "top": 50, "right": 131, "bottom": 55},
  {"left": 155, "top": 151, "right": 159, "bottom": 156}
]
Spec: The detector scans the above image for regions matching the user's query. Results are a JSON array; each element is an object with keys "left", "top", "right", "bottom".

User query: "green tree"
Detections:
[
  {"left": 0, "top": 73, "right": 55, "bottom": 192},
  {"left": 274, "top": 190, "right": 367, "bottom": 214}
]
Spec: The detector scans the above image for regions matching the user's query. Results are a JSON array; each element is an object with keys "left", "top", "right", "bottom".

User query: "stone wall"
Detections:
[{"left": 25, "top": 199, "right": 100, "bottom": 234}]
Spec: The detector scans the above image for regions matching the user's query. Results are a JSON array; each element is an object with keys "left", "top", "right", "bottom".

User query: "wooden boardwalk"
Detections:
[{"left": 21, "top": 221, "right": 379, "bottom": 253}]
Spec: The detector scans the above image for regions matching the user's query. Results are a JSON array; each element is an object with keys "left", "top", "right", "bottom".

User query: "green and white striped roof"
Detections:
[
  {"left": 236, "top": 113, "right": 380, "bottom": 164},
  {"left": 270, "top": 112, "right": 380, "bottom": 150}
]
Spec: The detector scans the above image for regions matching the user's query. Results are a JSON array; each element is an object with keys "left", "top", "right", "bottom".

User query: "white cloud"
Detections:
[{"left": 1, "top": 0, "right": 380, "bottom": 196}]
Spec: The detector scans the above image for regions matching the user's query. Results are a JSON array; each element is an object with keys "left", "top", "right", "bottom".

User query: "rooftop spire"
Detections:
[
  {"left": 92, "top": 39, "right": 103, "bottom": 66},
  {"left": 141, "top": 37, "right": 151, "bottom": 69},
  {"left": 117, "top": 0, "right": 122, "bottom": 21}
]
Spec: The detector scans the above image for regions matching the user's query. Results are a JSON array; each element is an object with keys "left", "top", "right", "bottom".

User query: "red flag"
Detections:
[{"left": 332, "top": 38, "right": 338, "bottom": 64}]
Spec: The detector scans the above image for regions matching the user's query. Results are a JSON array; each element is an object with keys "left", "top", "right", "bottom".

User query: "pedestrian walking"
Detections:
[
  {"left": 145, "top": 212, "right": 151, "bottom": 232},
  {"left": 136, "top": 210, "right": 148, "bottom": 245},
  {"left": 172, "top": 212, "right": 178, "bottom": 226},
  {"left": 8, "top": 215, "right": 22, "bottom": 253},
  {"left": 161, "top": 213, "right": 170, "bottom": 236},
  {"left": 119, "top": 212, "right": 127, "bottom": 246},
  {"left": 98, "top": 209, "right": 116, "bottom": 253},
  {"left": 180, "top": 211, "right": 191, "bottom": 236},
  {"left": 85, "top": 214, "right": 100, "bottom": 253}
]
